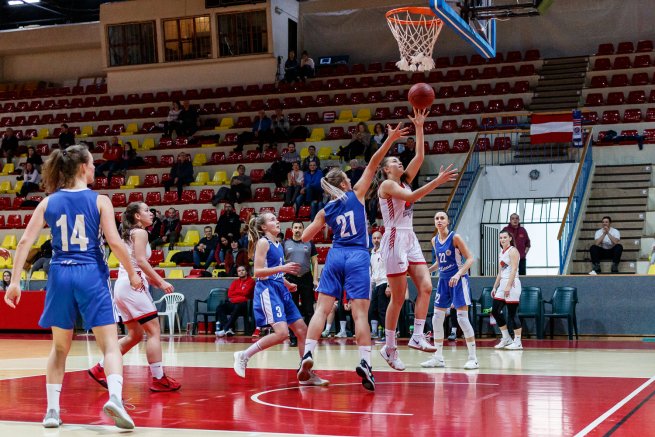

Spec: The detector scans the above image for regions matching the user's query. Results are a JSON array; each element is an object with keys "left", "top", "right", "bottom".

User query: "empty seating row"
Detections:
[
  {"left": 0, "top": 84, "right": 107, "bottom": 101},
  {"left": 589, "top": 72, "right": 655, "bottom": 88},
  {"left": 584, "top": 90, "right": 654, "bottom": 106},
  {"left": 581, "top": 108, "right": 655, "bottom": 124},
  {"left": 593, "top": 55, "right": 653, "bottom": 71},
  {"left": 595, "top": 40, "right": 653, "bottom": 55}
]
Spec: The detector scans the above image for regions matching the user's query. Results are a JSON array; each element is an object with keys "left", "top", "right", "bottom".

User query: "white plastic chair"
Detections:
[{"left": 153, "top": 293, "right": 185, "bottom": 335}]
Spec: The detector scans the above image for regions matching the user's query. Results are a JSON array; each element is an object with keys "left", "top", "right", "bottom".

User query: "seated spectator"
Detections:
[
  {"left": 146, "top": 209, "right": 162, "bottom": 247},
  {"left": 223, "top": 239, "right": 249, "bottom": 277},
  {"left": 301, "top": 145, "right": 321, "bottom": 172},
  {"left": 368, "top": 123, "right": 388, "bottom": 161},
  {"left": 589, "top": 216, "right": 623, "bottom": 274},
  {"left": 95, "top": 137, "right": 123, "bottom": 178},
  {"left": 235, "top": 110, "right": 273, "bottom": 153},
  {"left": 162, "top": 101, "right": 182, "bottom": 138},
  {"left": 271, "top": 108, "right": 290, "bottom": 144},
  {"left": 299, "top": 50, "right": 315, "bottom": 81},
  {"left": 150, "top": 207, "right": 181, "bottom": 250},
  {"left": 215, "top": 235, "right": 232, "bottom": 266},
  {"left": 177, "top": 100, "right": 200, "bottom": 137},
  {"left": 193, "top": 226, "right": 218, "bottom": 270},
  {"left": 0, "top": 271, "right": 10, "bottom": 291},
  {"left": 338, "top": 122, "right": 370, "bottom": 161},
  {"left": 25, "top": 146, "right": 43, "bottom": 171},
  {"left": 120, "top": 142, "right": 145, "bottom": 170},
  {"left": 283, "top": 50, "right": 299, "bottom": 83},
  {"left": 229, "top": 164, "right": 252, "bottom": 204},
  {"left": 345, "top": 159, "right": 364, "bottom": 186},
  {"left": 1, "top": 128, "right": 18, "bottom": 164},
  {"left": 163, "top": 152, "right": 194, "bottom": 201},
  {"left": 215, "top": 203, "right": 242, "bottom": 240},
  {"left": 30, "top": 235, "right": 52, "bottom": 274},
  {"left": 295, "top": 161, "right": 324, "bottom": 220},
  {"left": 265, "top": 142, "right": 300, "bottom": 187},
  {"left": 18, "top": 162, "right": 41, "bottom": 197},
  {"left": 58, "top": 124, "right": 75, "bottom": 148},
  {"left": 215, "top": 265, "right": 255, "bottom": 336},
  {"left": 285, "top": 162, "right": 304, "bottom": 206},
  {"left": 238, "top": 223, "right": 249, "bottom": 249}
]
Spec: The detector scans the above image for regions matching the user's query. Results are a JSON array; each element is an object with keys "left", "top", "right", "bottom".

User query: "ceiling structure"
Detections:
[{"left": 0, "top": 0, "right": 127, "bottom": 31}]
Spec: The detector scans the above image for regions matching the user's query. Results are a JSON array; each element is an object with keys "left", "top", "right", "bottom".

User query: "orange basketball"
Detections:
[{"left": 408, "top": 82, "right": 435, "bottom": 110}]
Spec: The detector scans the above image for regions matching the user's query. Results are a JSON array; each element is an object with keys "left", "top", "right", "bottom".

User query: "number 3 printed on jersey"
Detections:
[
  {"left": 336, "top": 211, "right": 357, "bottom": 238},
  {"left": 56, "top": 214, "right": 89, "bottom": 251}
]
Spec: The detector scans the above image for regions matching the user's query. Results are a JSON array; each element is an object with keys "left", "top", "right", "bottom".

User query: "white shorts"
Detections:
[
  {"left": 494, "top": 277, "right": 522, "bottom": 303},
  {"left": 113, "top": 274, "right": 156, "bottom": 323},
  {"left": 381, "top": 228, "right": 426, "bottom": 277}
]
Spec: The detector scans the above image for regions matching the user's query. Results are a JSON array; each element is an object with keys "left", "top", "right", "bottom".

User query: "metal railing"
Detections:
[
  {"left": 557, "top": 129, "right": 593, "bottom": 274},
  {"left": 445, "top": 135, "right": 481, "bottom": 227}
]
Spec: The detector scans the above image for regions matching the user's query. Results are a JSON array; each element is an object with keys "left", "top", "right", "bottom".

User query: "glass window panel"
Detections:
[
  {"left": 107, "top": 21, "right": 157, "bottom": 67},
  {"left": 217, "top": 10, "right": 267, "bottom": 57}
]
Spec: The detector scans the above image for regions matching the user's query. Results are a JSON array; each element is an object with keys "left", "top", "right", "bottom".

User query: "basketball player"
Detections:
[
  {"left": 491, "top": 230, "right": 523, "bottom": 350},
  {"left": 299, "top": 122, "right": 409, "bottom": 391},
  {"left": 88, "top": 202, "right": 182, "bottom": 392},
  {"left": 375, "top": 109, "right": 458, "bottom": 370},
  {"left": 233, "top": 212, "right": 328, "bottom": 386},
  {"left": 3, "top": 145, "right": 143, "bottom": 429},
  {"left": 423, "top": 211, "right": 478, "bottom": 369}
]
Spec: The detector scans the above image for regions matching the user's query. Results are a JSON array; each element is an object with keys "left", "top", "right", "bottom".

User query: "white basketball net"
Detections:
[{"left": 386, "top": 8, "right": 443, "bottom": 72}]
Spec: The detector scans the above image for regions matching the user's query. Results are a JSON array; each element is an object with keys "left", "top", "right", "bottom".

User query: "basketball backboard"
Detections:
[{"left": 430, "top": 0, "right": 496, "bottom": 59}]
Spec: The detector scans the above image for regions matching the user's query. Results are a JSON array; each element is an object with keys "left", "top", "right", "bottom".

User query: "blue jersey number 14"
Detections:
[{"left": 55, "top": 214, "right": 89, "bottom": 251}]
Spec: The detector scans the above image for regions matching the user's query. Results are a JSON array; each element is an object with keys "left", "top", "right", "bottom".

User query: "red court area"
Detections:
[{"left": 0, "top": 367, "right": 653, "bottom": 436}]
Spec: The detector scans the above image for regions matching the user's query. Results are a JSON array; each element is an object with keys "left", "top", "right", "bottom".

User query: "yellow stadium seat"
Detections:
[
  {"left": 214, "top": 117, "right": 234, "bottom": 131},
  {"left": 367, "top": 124, "right": 375, "bottom": 134},
  {"left": 0, "top": 181, "right": 10, "bottom": 194},
  {"left": 120, "top": 175, "right": 140, "bottom": 189},
  {"left": 335, "top": 110, "right": 353, "bottom": 123},
  {"left": 34, "top": 128, "right": 50, "bottom": 140},
  {"left": 124, "top": 123, "right": 138, "bottom": 135},
  {"left": 107, "top": 252, "right": 120, "bottom": 268},
  {"left": 10, "top": 180, "right": 23, "bottom": 194},
  {"left": 80, "top": 125, "right": 94, "bottom": 137},
  {"left": 128, "top": 139, "right": 140, "bottom": 150},
  {"left": 158, "top": 250, "right": 179, "bottom": 267},
  {"left": 300, "top": 147, "right": 310, "bottom": 159},
  {"left": 20, "top": 270, "right": 25, "bottom": 280},
  {"left": 201, "top": 142, "right": 217, "bottom": 148},
  {"left": 212, "top": 269, "right": 226, "bottom": 277},
  {"left": 317, "top": 146, "right": 334, "bottom": 161},
  {"left": 307, "top": 128, "right": 326, "bottom": 142},
  {"left": 0, "top": 163, "right": 14, "bottom": 176},
  {"left": 192, "top": 153, "right": 207, "bottom": 166},
  {"left": 31, "top": 271, "right": 47, "bottom": 280},
  {"left": 208, "top": 171, "right": 228, "bottom": 186},
  {"left": 1, "top": 235, "right": 17, "bottom": 250},
  {"left": 0, "top": 255, "right": 13, "bottom": 269},
  {"left": 190, "top": 172, "right": 210, "bottom": 186},
  {"left": 353, "top": 108, "right": 372, "bottom": 122},
  {"left": 649, "top": 264, "right": 655, "bottom": 275},
  {"left": 168, "top": 269, "right": 184, "bottom": 279},
  {"left": 232, "top": 170, "right": 239, "bottom": 178},
  {"left": 32, "top": 234, "right": 50, "bottom": 249},
  {"left": 178, "top": 230, "right": 200, "bottom": 247},
  {"left": 142, "top": 138, "right": 155, "bottom": 150}
]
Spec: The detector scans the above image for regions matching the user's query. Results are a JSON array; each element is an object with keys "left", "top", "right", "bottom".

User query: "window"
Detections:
[
  {"left": 163, "top": 16, "right": 212, "bottom": 62},
  {"left": 107, "top": 22, "right": 157, "bottom": 67},
  {"left": 217, "top": 10, "right": 267, "bottom": 57}
]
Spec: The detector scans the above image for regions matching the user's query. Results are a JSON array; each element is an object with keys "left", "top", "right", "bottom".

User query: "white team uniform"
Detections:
[
  {"left": 113, "top": 230, "right": 156, "bottom": 323},
  {"left": 379, "top": 182, "right": 426, "bottom": 276},
  {"left": 494, "top": 246, "right": 521, "bottom": 303}
]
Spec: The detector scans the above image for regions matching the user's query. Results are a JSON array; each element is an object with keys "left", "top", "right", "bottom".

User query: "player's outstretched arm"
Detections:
[
  {"left": 379, "top": 164, "right": 458, "bottom": 204},
  {"left": 403, "top": 108, "right": 428, "bottom": 184},
  {"left": 302, "top": 209, "right": 326, "bottom": 243}
]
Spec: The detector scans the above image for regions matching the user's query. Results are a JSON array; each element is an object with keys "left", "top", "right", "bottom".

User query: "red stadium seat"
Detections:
[
  {"left": 631, "top": 73, "right": 650, "bottom": 86},
  {"left": 181, "top": 190, "right": 197, "bottom": 204},
  {"left": 623, "top": 109, "right": 642, "bottom": 123},
  {"left": 589, "top": 76, "right": 608, "bottom": 88},
  {"left": 239, "top": 207, "right": 255, "bottom": 222},
  {"left": 279, "top": 206, "right": 296, "bottom": 222},
  {"left": 181, "top": 209, "right": 199, "bottom": 224},
  {"left": 627, "top": 90, "right": 646, "bottom": 104},
  {"left": 610, "top": 74, "right": 629, "bottom": 87},
  {"left": 606, "top": 92, "right": 625, "bottom": 105},
  {"left": 110, "top": 176, "right": 125, "bottom": 189},
  {"left": 585, "top": 93, "right": 603, "bottom": 106},
  {"left": 259, "top": 207, "right": 275, "bottom": 215},
  {"left": 111, "top": 193, "right": 127, "bottom": 207},
  {"left": 475, "top": 138, "right": 490, "bottom": 152},
  {"left": 616, "top": 41, "right": 634, "bottom": 54},
  {"left": 316, "top": 247, "right": 329, "bottom": 264},
  {"left": 250, "top": 169, "right": 265, "bottom": 183},
  {"left": 645, "top": 108, "right": 655, "bottom": 122},
  {"left": 452, "top": 139, "right": 470, "bottom": 153},
  {"left": 297, "top": 205, "right": 311, "bottom": 220},
  {"left": 633, "top": 55, "right": 651, "bottom": 68},
  {"left": 460, "top": 119, "right": 478, "bottom": 132},
  {"left": 493, "top": 137, "right": 512, "bottom": 150},
  {"left": 596, "top": 43, "right": 614, "bottom": 55},
  {"left": 432, "top": 140, "right": 450, "bottom": 154},
  {"left": 128, "top": 192, "right": 144, "bottom": 203},
  {"left": 636, "top": 40, "right": 653, "bottom": 52},
  {"left": 93, "top": 177, "right": 108, "bottom": 190},
  {"left": 199, "top": 208, "right": 218, "bottom": 224},
  {"left": 601, "top": 110, "right": 620, "bottom": 124},
  {"left": 142, "top": 174, "right": 160, "bottom": 187},
  {"left": 253, "top": 187, "right": 271, "bottom": 202},
  {"left": 440, "top": 120, "right": 458, "bottom": 133},
  {"left": 198, "top": 189, "right": 214, "bottom": 203},
  {"left": 149, "top": 250, "right": 164, "bottom": 267},
  {"left": 273, "top": 187, "right": 286, "bottom": 201},
  {"left": 612, "top": 56, "right": 631, "bottom": 69},
  {"left": 7, "top": 214, "right": 21, "bottom": 229},
  {"left": 162, "top": 191, "right": 179, "bottom": 205}
]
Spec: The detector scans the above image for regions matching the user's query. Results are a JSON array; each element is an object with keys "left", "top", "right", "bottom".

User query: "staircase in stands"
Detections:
[{"left": 529, "top": 57, "right": 588, "bottom": 111}]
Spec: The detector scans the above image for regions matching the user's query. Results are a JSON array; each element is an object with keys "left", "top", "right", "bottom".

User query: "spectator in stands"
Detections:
[
  {"left": 31, "top": 236, "right": 52, "bottom": 274},
  {"left": 25, "top": 146, "right": 43, "bottom": 171},
  {"left": 234, "top": 110, "right": 273, "bottom": 153},
  {"left": 18, "top": 162, "right": 41, "bottom": 197},
  {"left": 301, "top": 145, "right": 320, "bottom": 172},
  {"left": 229, "top": 164, "right": 252, "bottom": 204},
  {"left": 163, "top": 152, "right": 194, "bottom": 201},
  {"left": 399, "top": 136, "right": 419, "bottom": 189},
  {"left": 119, "top": 142, "right": 145, "bottom": 172},
  {"left": 368, "top": 123, "right": 388, "bottom": 161},
  {"left": 0, "top": 271, "right": 10, "bottom": 291},
  {"left": 345, "top": 159, "right": 364, "bottom": 186},
  {"left": 162, "top": 101, "right": 182, "bottom": 138},
  {"left": 146, "top": 209, "right": 162, "bottom": 246},
  {"left": 285, "top": 161, "right": 304, "bottom": 206},
  {"left": 295, "top": 160, "right": 324, "bottom": 220},
  {"left": 58, "top": 124, "right": 75, "bottom": 148},
  {"left": 215, "top": 265, "right": 255, "bottom": 337},
  {"left": 177, "top": 100, "right": 200, "bottom": 137},
  {"left": 94, "top": 137, "right": 122, "bottom": 178},
  {"left": 299, "top": 50, "right": 315, "bottom": 81},
  {"left": 284, "top": 50, "right": 299, "bottom": 83},
  {"left": 223, "top": 239, "right": 249, "bottom": 277},
  {"left": 238, "top": 223, "right": 249, "bottom": 249},
  {"left": 283, "top": 141, "right": 301, "bottom": 165},
  {"left": 215, "top": 235, "right": 232, "bottom": 266},
  {"left": 338, "top": 122, "right": 370, "bottom": 161},
  {"left": 215, "top": 203, "right": 242, "bottom": 240},
  {"left": 271, "top": 108, "right": 290, "bottom": 145},
  {"left": 589, "top": 216, "right": 623, "bottom": 274},
  {"left": 193, "top": 226, "right": 219, "bottom": 270},
  {"left": 502, "top": 213, "right": 531, "bottom": 276},
  {"left": 150, "top": 207, "right": 181, "bottom": 250},
  {"left": 599, "top": 129, "right": 645, "bottom": 151},
  {"left": 1, "top": 128, "right": 18, "bottom": 165}
]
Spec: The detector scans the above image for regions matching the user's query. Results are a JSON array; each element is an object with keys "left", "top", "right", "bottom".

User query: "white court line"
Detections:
[{"left": 574, "top": 375, "right": 655, "bottom": 436}]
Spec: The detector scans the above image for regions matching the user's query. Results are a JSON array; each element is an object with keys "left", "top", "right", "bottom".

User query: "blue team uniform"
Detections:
[
  {"left": 317, "top": 191, "right": 370, "bottom": 300},
  {"left": 253, "top": 237, "right": 303, "bottom": 327},
  {"left": 39, "top": 188, "right": 116, "bottom": 331},
  {"left": 434, "top": 232, "right": 471, "bottom": 309}
]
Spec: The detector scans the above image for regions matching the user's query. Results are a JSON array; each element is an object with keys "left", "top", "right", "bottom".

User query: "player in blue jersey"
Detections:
[
  {"left": 233, "top": 212, "right": 328, "bottom": 386},
  {"left": 424, "top": 211, "right": 478, "bottom": 369},
  {"left": 299, "top": 122, "right": 409, "bottom": 391},
  {"left": 3, "top": 145, "right": 144, "bottom": 430}
]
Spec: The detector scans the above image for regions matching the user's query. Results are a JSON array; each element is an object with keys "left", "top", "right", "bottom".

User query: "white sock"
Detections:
[
  {"left": 413, "top": 318, "right": 425, "bottom": 336},
  {"left": 359, "top": 346, "right": 372, "bottom": 366},
  {"left": 451, "top": 327, "right": 457, "bottom": 334},
  {"left": 149, "top": 361, "right": 164, "bottom": 379},
  {"left": 385, "top": 329, "right": 396, "bottom": 349},
  {"left": 514, "top": 333, "right": 522, "bottom": 342},
  {"left": 243, "top": 340, "right": 263, "bottom": 359},
  {"left": 466, "top": 341, "right": 477, "bottom": 360},
  {"left": 339, "top": 321, "right": 347, "bottom": 333},
  {"left": 501, "top": 329, "right": 511, "bottom": 340},
  {"left": 436, "top": 342, "right": 444, "bottom": 358},
  {"left": 46, "top": 384, "right": 62, "bottom": 412},
  {"left": 305, "top": 339, "right": 318, "bottom": 356},
  {"left": 98, "top": 358, "right": 104, "bottom": 368},
  {"left": 371, "top": 320, "right": 379, "bottom": 333},
  {"left": 106, "top": 374, "right": 123, "bottom": 401},
  {"left": 324, "top": 323, "right": 332, "bottom": 332}
]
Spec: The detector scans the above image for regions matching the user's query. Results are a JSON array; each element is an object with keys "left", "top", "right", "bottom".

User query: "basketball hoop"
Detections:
[{"left": 386, "top": 7, "right": 444, "bottom": 72}]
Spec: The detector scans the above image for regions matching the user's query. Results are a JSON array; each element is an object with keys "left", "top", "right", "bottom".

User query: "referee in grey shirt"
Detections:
[{"left": 284, "top": 221, "right": 319, "bottom": 347}]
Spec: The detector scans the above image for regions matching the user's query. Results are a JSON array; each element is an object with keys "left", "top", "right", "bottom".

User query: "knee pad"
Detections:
[
  {"left": 432, "top": 310, "right": 446, "bottom": 339},
  {"left": 457, "top": 310, "right": 475, "bottom": 339}
]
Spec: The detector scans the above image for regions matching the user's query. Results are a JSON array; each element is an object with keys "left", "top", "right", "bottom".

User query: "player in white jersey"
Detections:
[
  {"left": 491, "top": 230, "right": 523, "bottom": 350},
  {"left": 88, "top": 202, "right": 181, "bottom": 392},
  {"left": 375, "top": 108, "right": 458, "bottom": 370}
]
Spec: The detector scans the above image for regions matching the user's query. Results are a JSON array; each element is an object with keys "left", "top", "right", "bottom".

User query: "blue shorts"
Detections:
[
  {"left": 39, "top": 263, "right": 116, "bottom": 331},
  {"left": 253, "top": 279, "right": 302, "bottom": 327},
  {"left": 435, "top": 273, "right": 472, "bottom": 309},
  {"left": 317, "top": 248, "right": 370, "bottom": 300}
]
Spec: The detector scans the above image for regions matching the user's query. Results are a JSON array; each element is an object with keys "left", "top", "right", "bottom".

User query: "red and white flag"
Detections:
[{"left": 530, "top": 113, "right": 573, "bottom": 144}]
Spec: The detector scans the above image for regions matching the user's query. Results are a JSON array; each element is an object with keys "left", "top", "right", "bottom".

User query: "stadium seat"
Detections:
[
  {"left": 181, "top": 190, "right": 197, "bottom": 204},
  {"left": 636, "top": 40, "right": 653, "bottom": 52},
  {"left": 149, "top": 250, "right": 165, "bottom": 267},
  {"left": 120, "top": 175, "right": 140, "bottom": 189},
  {"left": 253, "top": 187, "right": 272, "bottom": 202},
  {"left": 200, "top": 208, "right": 218, "bottom": 224},
  {"left": 1, "top": 234, "right": 17, "bottom": 249},
  {"left": 593, "top": 58, "right": 611, "bottom": 70},
  {"left": 607, "top": 92, "right": 625, "bottom": 105},
  {"left": 631, "top": 73, "right": 650, "bottom": 86},
  {"left": 297, "top": 206, "right": 311, "bottom": 220},
  {"left": 142, "top": 174, "right": 160, "bottom": 187},
  {"left": 452, "top": 139, "right": 471, "bottom": 153},
  {"left": 613, "top": 56, "right": 631, "bottom": 69},
  {"left": 610, "top": 74, "right": 629, "bottom": 87},
  {"left": 623, "top": 109, "right": 642, "bottom": 123},
  {"left": 159, "top": 250, "right": 180, "bottom": 267},
  {"left": 627, "top": 90, "right": 646, "bottom": 104},
  {"left": 181, "top": 209, "right": 199, "bottom": 224},
  {"left": 111, "top": 193, "right": 127, "bottom": 207},
  {"left": 107, "top": 252, "right": 120, "bottom": 268},
  {"left": 250, "top": 169, "right": 265, "bottom": 183},
  {"left": 585, "top": 93, "right": 603, "bottom": 106},
  {"left": 475, "top": 138, "right": 490, "bottom": 152},
  {"left": 162, "top": 191, "right": 179, "bottom": 205},
  {"left": 178, "top": 230, "right": 200, "bottom": 247},
  {"left": 601, "top": 110, "right": 621, "bottom": 124},
  {"left": 190, "top": 172, "right": 209, "bottom": 186},
  {"left": 168, "top": 270, "right": 184, "bottom": 279},
  {"left": 279, "top": 206, "right": 296, "bottom": 222},
  {"left": 316, "top": 247, "right": 329, "bottom": 264},
  {"left": 198, "top": 189, "right": 215, "bottom": 203}
]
